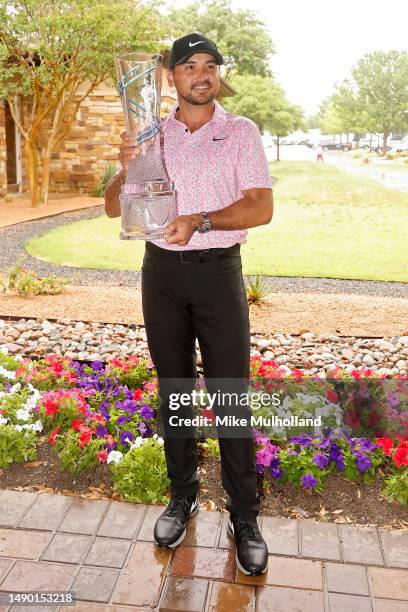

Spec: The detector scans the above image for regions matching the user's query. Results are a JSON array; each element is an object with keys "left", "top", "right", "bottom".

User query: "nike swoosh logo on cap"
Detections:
[{"left": 189, "top": 40, "right": 205, "bottom": 47}]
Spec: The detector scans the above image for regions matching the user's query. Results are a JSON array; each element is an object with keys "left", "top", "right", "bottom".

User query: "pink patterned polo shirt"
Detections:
[{"left": 150, "top": 100, "right": 273, "bottom": 251}]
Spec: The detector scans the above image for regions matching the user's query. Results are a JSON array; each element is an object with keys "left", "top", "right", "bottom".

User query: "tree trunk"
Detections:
[
  {"left": 25, "top": 139, "right": 41, "bottom": 207},
  {"left": 40, "top": 153, "right": 51, "bottom": 206},
  {"left": 382, "top": 131, "right": 389, "bottom": 155},
  {"left": 276, "top": 136, "right": 280, "bottom": 161}
]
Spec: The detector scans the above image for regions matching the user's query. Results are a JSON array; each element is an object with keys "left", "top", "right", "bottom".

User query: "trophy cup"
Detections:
[{"left": 115, "top": 52, "right": 177, "bottom": 240}]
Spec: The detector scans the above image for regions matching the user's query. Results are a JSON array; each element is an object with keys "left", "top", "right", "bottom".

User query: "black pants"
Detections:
[{"left": 141, "top": 241, "right": 259, "bottom": 516}]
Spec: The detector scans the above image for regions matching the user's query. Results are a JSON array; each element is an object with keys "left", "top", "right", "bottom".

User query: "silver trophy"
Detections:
[{"left": 115, "top": 52, "right": 177, "bottom": 240}]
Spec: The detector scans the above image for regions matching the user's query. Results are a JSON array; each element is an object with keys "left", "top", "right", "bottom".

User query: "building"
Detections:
[{"left": 0, "top": 52, "right": 235, "bottom": 197}]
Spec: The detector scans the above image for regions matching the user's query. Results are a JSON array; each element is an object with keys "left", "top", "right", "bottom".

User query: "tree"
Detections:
[
  {"left": 352, "top": 50, "right": 408, "bottom": 153},
  {"left": 166, "top": 0, "right": 274, "bottom": 79},
  {"left": 0, "top": 0, "right": 164, "bottom": 207},
  {"left": 222, "top": 74, "right": 304, "bottom": 160}
]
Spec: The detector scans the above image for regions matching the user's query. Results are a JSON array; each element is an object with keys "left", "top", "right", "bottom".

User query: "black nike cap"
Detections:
[{"left": 169, "top": 32, "right": 224, "bottom": 69}]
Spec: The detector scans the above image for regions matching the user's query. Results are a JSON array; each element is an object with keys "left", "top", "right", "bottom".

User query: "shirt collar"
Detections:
[{"left": 163, "top": 99, "right": 228, "bottom": 130}]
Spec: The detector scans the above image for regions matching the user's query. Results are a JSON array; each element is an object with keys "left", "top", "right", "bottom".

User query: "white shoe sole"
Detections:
[
  {"left": 154, "top": 499, "right": 199, "bottom": 549},
  {"left": 227, "top": 520, "right": 268, "bottom": 576}
]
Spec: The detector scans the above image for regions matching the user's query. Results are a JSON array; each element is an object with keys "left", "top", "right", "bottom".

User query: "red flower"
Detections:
[
  {"left": 375, "top": 437, "right": 394, "bottom": 456},
  {"left": 44, "top": 398, "right": 59, "bottom": 416},
  {"left": 344, "top": 410, "right": 360, "bottom": 429},
  {"left": 393, "top": 443, "right": 408, "bottom": 468},
  {"left": 79, "top": 427, "right": 93, "bottom": 448},
  {"left": 97, "top": 449, "right": 108, "bottom": 463},
  {"left": 92, "top": 414, "right": 106, "bottom": 425},
  {"left": 326, "top": 390, "right": 338, "bottom": 403},
  {"left": 201, "top": 407, "right": 215, "bottom": 422},
  {"left": 351, "top": 370, "right": 362, "bottom": 380},
  {"left": 49, "top": 426, "right": 61, "bottom": 446},
  {"left": 133, "top": 388, "right": 143, "bottom": 401},
  {"left": 71, "top": 419, "right": 83, "bottom": 431}
]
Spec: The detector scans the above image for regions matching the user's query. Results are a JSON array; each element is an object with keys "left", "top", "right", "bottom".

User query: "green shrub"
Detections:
[
  {"left": 54, "top": 430, "right": 106, "bottom": 474},
  {"left": 0, "top": 425, "right": 37, "bottom": 468},
  {"left": 2, "top": 256, "right": 70, "bottom": 296},
  {"left": 245, "top": 274, "right": 270, "bottom": 306},
  {"left": 91, "top": 164, "right": 117, "bottom": 197},
  {"left": 110, "top": 437, "right": 169, "bottom": 503},
  {"left": 199, "top": 438, "right": 220, "bottom": 458},
  {"left": 381, "top": 470, "right": 408, "bottom": 506}
]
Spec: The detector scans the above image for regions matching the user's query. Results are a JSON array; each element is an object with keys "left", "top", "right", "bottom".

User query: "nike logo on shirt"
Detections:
[
  {"left": 189, "top": 41, "right": 205, "bottom": 47},
  {"left": 213, "top": 137, "right": 226, "bottom": 141}
]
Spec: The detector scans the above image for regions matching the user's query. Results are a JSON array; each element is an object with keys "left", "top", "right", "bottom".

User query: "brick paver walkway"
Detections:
[{"left": 0, "top": 491, "right": 407, "bottom": 610}]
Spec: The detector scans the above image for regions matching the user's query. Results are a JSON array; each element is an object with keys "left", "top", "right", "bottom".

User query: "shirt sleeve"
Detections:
[{"left": 236, "top": 119, "right": 274, "bottom": 191}]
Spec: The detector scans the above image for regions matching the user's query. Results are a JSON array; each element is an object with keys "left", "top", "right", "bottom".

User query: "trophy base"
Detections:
[{"left": 119, "top": 229, "right": 165, "bottom": 241}]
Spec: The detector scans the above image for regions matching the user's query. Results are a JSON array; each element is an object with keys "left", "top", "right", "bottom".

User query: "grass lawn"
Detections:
[{"left": 26, "top": 161, "right": 408, "bottom": 282}]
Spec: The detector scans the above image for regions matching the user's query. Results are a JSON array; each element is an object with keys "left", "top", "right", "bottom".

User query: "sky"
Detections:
[{"left": 171, "top": 0, "right": 408, "bottom": 116}]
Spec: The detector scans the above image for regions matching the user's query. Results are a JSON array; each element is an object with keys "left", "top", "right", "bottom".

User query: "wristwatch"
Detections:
[{"left": 196, "top": 211, "right": 211, "bottom": 233}]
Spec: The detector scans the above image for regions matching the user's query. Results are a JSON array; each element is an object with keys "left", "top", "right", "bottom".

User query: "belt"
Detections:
[{"left": 145, "top": 241, "right": 241, "bottom": 263}]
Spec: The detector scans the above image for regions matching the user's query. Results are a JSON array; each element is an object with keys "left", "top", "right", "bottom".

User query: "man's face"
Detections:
[{"left": 168, "top": 53, "right": 220, "bottom": 106}]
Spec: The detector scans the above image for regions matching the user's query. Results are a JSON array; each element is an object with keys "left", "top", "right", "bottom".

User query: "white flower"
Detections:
[
  {"left": 157, "top": 436, "right": 164, "bottom": 445},
  {"left": 131, "top": 436, "right": 144, "bottom": 449},
  {"left": 32, "top": 420, "right": 43, "bottom": 432},
  {"left": 0, "top": 365, "right": 16, "bottom": 380},
  {"left": 15, "top": 424, "right": 23, "bottom": 432},
  {"left": 16, "top": 408, "right": 30, "bottom": 422},
  {"left": 9, "top": 383, "right": 21, "bottom": 394},
  {"left": 0, "top": 416, "right": 9, "bottom": 425},
  {"left": 107, "top": 450, "right": 123, "bottom": 464}
]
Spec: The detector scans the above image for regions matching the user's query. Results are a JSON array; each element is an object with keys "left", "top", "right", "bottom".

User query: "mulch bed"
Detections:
[{"left": 1, "top": 438, "right": 406, "bottom": 529}]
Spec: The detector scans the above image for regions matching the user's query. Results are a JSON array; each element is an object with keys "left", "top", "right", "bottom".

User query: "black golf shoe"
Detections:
[
  {"left": 153, "top": 494, "right": 199, "bottom": 548},
  {"left": 228, "top": 513, "right": 268, "bottom": 576}
]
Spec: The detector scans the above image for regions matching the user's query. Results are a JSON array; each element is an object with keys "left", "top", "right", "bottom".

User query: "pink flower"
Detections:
[{"left": 97, "top": 449, "right": 109, "bottom": 463}]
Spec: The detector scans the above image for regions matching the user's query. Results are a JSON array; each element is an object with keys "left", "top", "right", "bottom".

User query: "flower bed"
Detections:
[{"left": 0, "top": 349, "right": 406, "bottom": 507}]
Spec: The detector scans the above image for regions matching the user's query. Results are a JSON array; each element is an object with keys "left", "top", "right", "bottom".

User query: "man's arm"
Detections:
[
  {"left": 164, "top": 187, "right": 273, "bottom": 246},
  {"left": 207, "top": 187, "right": 273, "bottom": 229}
]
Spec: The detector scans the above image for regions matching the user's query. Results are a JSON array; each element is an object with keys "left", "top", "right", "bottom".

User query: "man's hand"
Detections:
[
  {"left": 118, "top": 130, "right": 140, "bottom": 173},
  {"left": 164, "top": 214, "right": 202, "bottom": 246}
]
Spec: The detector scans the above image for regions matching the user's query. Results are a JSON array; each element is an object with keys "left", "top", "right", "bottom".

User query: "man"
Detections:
[{"left": 105, "top": 32, "right": 273, "bottom": 576}]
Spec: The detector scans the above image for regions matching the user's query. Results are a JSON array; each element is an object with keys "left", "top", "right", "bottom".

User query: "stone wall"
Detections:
[{"left": 1, "top": 71, "right": 178, "bottom": 196}]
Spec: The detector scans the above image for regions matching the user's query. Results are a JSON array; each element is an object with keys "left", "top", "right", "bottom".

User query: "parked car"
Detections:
[{"left": 319, "top": 141, "right": 352, "bottom": 152}]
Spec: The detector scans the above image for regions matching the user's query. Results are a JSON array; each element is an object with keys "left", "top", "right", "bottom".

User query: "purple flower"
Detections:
[
  {"left": 116, "top": 415, "right": 131, "bottom": 426},
  {"left": 289, "top": 434, "right": 314, "bottom": 448},
  {"left": 329, "top": 443, "right": 342, "bottom": 460},
  {"left": 96, "top": 426, "right": 108, "bottom": 438},
  {"left": 270, "top": 467, "right": 284, "bottom": 479},
  {"left": 140, "top": 405, "right": 155, "bottom": 420},
  {"left": 301, "top": 473, "right": 317, "bottom": 489},
  {"left": 270, "top": 456, "right": 281, "bottom": 469},
  {"left": 386, "top": 392, "right": 400, "bottom": 408},
  {"left": 138, "top": 422, "right": 153, "bottom": 437},
  {"left": 355, "top": 452, "right": 372, "bottom": 473},
  {"left": 313, "top": 453, "right": 329, "bottom": 469},
  {"left": 119, "top": 430, "right": 135, "bottom": 445},
  {"left": 116, "top": 399, "right": 138, "bottom": 413},
  {"left": 353, "top": 437, "right": 376, "bottom": 453},
  {"left": 90, "top": 361, "right": 104, "bottom": 372},
  {"left": 256, "top": 464, "right": 264, "bottom": 475}
]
